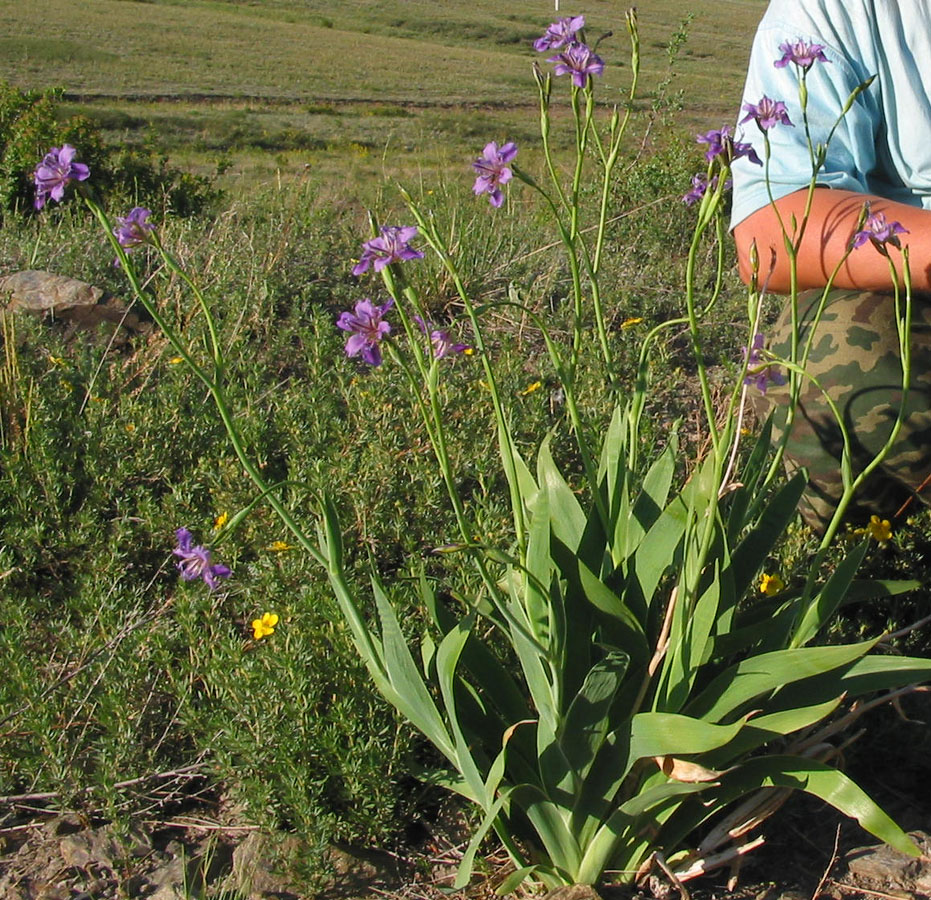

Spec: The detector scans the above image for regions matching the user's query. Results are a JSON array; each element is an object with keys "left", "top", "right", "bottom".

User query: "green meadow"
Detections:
[
  {"left": 2, "top": 1, "right": 929, "bottom": 896},
  {"left": 0, "top": 0, "right": 762, "bottom": 186}
]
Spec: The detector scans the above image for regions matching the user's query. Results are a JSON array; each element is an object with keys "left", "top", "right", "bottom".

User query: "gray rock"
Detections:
[
  {"left": 844, "top": 830, "right": 931, "bottom": 898},
  {"left": 58, "top": 824, "right": 124, "bottom": 873},
  {"left": 544, "top": 886, "right": 604, "bottom": 900},
  {"left": 0, "top": 270, "right": 148, "bottom": 338},
  {"left": 324, "top": 842, "right": 409, "bottom": 894},
  {"left": 228, "top": 831, "right": 302, "bottom": 899},
  {"left": 57, "top": 834, "right": 92, "bottom": 870}
]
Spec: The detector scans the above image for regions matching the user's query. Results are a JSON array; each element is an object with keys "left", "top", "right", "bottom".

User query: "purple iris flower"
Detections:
[
  {"left": 173, "top": 527, "right": 232, "bottom": 590},
  {"left": 774, "top": 39, "right": 829, "bottom": 70},
  {"left": 697, "top": 126, "right": 763, "bottom": 167},
  {"left": 414, "top": 316, "right": 469, "bottom": 359},
  {"left": 533, "top": 15, "right": 585, "bottom": 52},
  {"left": 113, "top": 207, "right": 155, "bottom": 257},
  {"left": 740, "top": 96, "right": 794, "bottom": 131},
  {"left": 851, "top": 210, "right": 908, "bottom": 251},
  {"left": 352, "top": 226, "right": 424, "bottom": 276},
  {"left": 682, "top": 174, "right": 727, "bottom": 206},
  {"left": 472, "top": 141, "right": 518, "bottom": 208},
  {"left": 548, "top": 43, "right": 605, "bottom": 88},
  {"left": 743, "top": 333, "right": 786, "bottom": 394},
  {"left": 337, "top": 298, "right": 393, "bottom": 366},
  {"left": 33, "top": 144, "right": 90, "bottom": 209}
]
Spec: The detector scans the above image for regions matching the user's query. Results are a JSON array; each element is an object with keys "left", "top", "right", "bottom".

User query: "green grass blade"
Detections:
[
  {"left": 435, "top": 613, "right": 488, "bottom": 804},
  {"left": 772, "top": 655, "right": 931, "bottom": 710},
  {"left": 725, "top": 414, "right": 774, "bottom": 543},
  {"left": 685, "top": 641, "right": 878, "bottom": 722},
  {"left": 624, "top": 435, "right": 677, "bottom": 558},
  {"left": 629, "top": 493, "right": 688, "bottom": 611},
  {"left": 729, "top": 471, "right": 806, "bottom": 599},
  {"left": 524, "top": 478, "right": 554, "bottom": 647},
  {"left": 371, "top": 578, "right": 458, "bottom": 768},
  {"left": 453, "top": 791, "right": 510, "bottom": 889},
  {"left": 519, "top": 786, "right": 583, "bottom": 878},
  {"left": 537, "top": 433, "right": 586, "bottom": 553},
  {"left": 577, "top": 782, "right": 711, "bottom": 884},
  {"left": 628, "top": 712, "right": 749, "bottom": 766},
  {"left": 790, "top": 539, "right": 868, "bottom": 648},
  {"left": 720, "top": 755, "right": 919, "bottom": 856},
  {"left": 560, "top": 650, "right": 629, "bottom": 781},
  {"left": 714, "top": 696, "right": 844, "bottom": 763}
]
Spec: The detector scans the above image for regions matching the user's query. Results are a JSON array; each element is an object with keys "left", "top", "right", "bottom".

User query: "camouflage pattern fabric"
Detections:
[{"left": 752, "top": 288, "right": 931, "bottom": 530}]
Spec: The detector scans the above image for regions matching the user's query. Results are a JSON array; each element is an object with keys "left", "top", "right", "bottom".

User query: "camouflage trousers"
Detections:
[{"left": 753, "top": 288, "right": 931, "bottom": 530}]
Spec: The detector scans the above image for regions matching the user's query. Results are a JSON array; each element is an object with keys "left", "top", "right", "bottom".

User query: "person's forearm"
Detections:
[{"left": 734, "top": 187, "right": 931, "bottom": 293}]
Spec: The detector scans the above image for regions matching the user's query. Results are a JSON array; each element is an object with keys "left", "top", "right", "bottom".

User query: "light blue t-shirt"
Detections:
[{"left": 731, "top": 0, "right": 931, "bottom": 227}]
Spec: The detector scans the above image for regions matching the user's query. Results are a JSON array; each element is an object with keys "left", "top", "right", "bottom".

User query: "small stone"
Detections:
[{"left": 59, "top": 834, "right": 93, "bottom": 869}]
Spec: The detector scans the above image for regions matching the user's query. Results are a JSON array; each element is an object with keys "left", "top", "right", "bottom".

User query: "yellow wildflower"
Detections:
[
  {"left": 252, "top": 612, "right": 279, "bottom": 640},
  {"left": 759, "top": 573, "right": 785, "bottom": 596},
  {"left": 267, "top": 540, "right": 292, "bottom": 552},
  {"left": 169, "top": 356, "right": 183, "bottom": 365},
  {"left": 49, "top": 355, "right": 66, "bottom": 367},
  {"left": 521, "top": 381, "right": 543, "bottom": 395},
  {"left": 865, "top": 515, "right": 892, "bottom": 543},
  {"left": 125, "top": 424, "right": 136, "bottom": 433},
  {"left": 621, "top": 317, "right": 644, "bottom": 329},
  {"left": 213, "top": 513, "right": 228, "bottom": 531}
]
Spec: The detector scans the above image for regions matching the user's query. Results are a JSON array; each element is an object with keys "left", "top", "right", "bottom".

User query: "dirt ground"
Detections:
[{"left": 1, "top": 696, "right": 929, "bottom": 900}]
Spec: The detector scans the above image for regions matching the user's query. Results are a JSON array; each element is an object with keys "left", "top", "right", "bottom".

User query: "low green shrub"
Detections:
[{"left": 0, "top": 81, "right": 219, "bottom": 217}]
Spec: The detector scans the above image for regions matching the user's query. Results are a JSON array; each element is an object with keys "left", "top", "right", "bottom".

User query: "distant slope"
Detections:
[{"left": 0, "top": 0, "right": 761, "bottom": 117}]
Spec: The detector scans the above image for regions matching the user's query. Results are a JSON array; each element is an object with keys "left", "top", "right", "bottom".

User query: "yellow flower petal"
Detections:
[
  {"left": 520, "top": 381, "right": 542, "bottom": 395},
  {"left": 169, "top": 356, "right": 184, "bottom": 365},
  {"left": 214, "top": 513, "right": 228, "bottom": 530},
  {"left": 252, "top": 612, "right": 279, "bottom": 640},
  {"left": 267, "top": 541, "right": 292, "bottom": 552},
  {"left": 621, "top": 317, "right": 644, "bottom": 330},
  {"left": 759, "top": 573, "right": 785, "bottom": 596},
  {"left": 866, "top": 515, "right": 892, "bottom": 543}
]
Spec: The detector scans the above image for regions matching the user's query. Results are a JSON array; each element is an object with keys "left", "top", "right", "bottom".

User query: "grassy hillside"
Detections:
[
  {"left": 0, "top": 0, "right": 765, "bottom": 188},
  {"left": 0, "top": 0, "right": 760, "bottom": 112}
]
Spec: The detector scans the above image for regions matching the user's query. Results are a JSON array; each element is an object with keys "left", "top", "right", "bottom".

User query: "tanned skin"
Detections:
[{"left": 733, "top": 186, "right": 931, "bottom": 293}]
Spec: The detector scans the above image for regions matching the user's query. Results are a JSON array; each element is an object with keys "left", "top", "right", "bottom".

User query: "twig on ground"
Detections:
[
  {"left": 654, "top": 850, "right": 692, "bottom": 900},
  {"left": 810, "top": 824, "right": 842, "bottom": 900},
  {"left": 884, "top": 610, "right": 931, "bottom": 642},
  {"left": 144, "top": 817, "right": 262, "bottom": 832},
  {"left": 832, "top": 883, "right": 916, "bottom": 900},
  {"left": 0, "top": 763, "right": 205, "bottom": 807}
]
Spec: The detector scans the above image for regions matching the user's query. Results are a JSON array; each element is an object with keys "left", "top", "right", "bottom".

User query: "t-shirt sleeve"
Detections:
[{"left": 730, "top": 20, "right": 880, "bottom": 228}]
